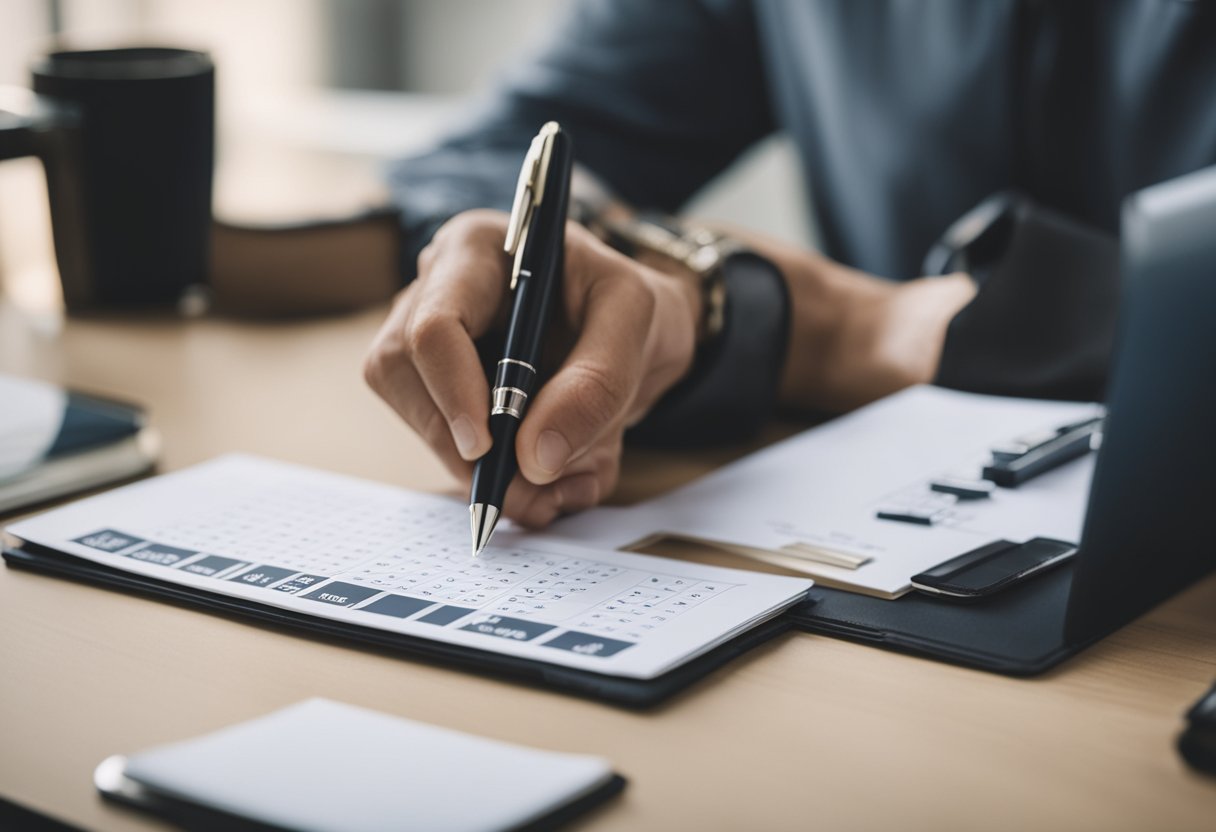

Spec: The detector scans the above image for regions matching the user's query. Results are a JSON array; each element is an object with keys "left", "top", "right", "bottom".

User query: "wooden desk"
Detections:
[{"left": 1, "top": 302, "right": 1214, "bottom": 831}]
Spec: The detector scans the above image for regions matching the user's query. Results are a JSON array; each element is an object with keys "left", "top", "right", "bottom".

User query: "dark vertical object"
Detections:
[
  {"left": 47, "top": 0, "right": 64, "bottom": 35},
  {"left": 1064, "top": 166, "right": 1216, "bottom": 644},
  {"left": 0, "top": 48, "right": 216, "bottom": 309}
]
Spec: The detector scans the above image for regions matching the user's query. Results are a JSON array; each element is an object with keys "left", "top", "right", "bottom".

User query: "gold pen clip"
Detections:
[{"left": 504, "top": 121, "right": 559, "bottom": 290}]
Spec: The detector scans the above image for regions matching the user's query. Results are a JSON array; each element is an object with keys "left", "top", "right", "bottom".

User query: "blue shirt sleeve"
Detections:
[{"left": 385, "top": 0, "right": 775, "bottom": 279}]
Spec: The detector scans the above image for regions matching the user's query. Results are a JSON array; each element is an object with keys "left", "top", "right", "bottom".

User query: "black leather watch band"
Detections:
[{"left": 627, "top": 251, "right": 790, "bottom": 448}]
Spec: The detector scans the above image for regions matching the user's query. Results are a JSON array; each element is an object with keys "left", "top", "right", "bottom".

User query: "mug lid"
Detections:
[{"left": 33, "top": 47, "right": 212, "bottom": 81}]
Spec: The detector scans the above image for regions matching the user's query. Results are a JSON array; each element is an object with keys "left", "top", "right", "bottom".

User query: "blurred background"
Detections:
[{"left": 0, "top": 0, "right": 813, "bottom": 312}]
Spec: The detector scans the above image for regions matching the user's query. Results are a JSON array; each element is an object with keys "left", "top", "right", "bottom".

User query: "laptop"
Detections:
[{"left": 791, "top": 164, "right": 1216, "bottom": 673}]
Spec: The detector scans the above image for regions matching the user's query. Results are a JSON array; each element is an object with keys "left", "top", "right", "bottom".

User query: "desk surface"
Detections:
[{"left": 1, "top": 303, "right": 1215, "bottom": 831}]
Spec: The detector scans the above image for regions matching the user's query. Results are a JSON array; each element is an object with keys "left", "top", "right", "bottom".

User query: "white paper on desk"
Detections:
[
  {"left": 7, "top": 455, "right": 810, "bottom": 680},
  {"left": 118, "top": 698, "right": 616, "bottom": 832},
  {"left": 555, "top": 386, "right": 1103, "bottom": 598}
]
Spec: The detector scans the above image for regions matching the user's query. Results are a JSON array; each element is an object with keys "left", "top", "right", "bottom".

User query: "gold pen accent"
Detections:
[{"left": 504, "top": 121, "right": 559, "bottom": 290}]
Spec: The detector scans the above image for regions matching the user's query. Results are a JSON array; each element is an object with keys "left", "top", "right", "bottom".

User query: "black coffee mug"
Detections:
[{"left": 0, "top": 47, "right": 214, "bottom": 310}]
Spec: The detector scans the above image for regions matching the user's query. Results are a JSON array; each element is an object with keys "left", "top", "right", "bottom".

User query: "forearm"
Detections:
[{"left": 718, "top": 228, "right": 976, "bottom": 413}]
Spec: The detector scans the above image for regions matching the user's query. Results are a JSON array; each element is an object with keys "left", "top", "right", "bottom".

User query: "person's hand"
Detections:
[{"left": 364, "top": 209, "right": 700, "bottom": 527}]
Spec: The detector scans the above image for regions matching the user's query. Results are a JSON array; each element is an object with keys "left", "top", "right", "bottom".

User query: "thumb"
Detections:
[{"left": 516, "top": 276, "right": 654, "bottom": 484}]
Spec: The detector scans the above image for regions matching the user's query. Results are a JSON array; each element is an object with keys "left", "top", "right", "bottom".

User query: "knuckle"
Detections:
[
  {"left": 563, "top": 231, "right": 610, "bottom": 294},
  {"left": 419, "top": 405, "right": 447, "bottom": 447},
  {"left": 361, "top": 348, "right": 384, "bottom": 390},
  {"left": 416, "top": 241, "right": 438, "bottom": 274},
  {"left": 437, "top": 209, "right": 505, "bottom": 247},
  {"left": 566, "top": 361, "right": 628, "bottom": 428},
  {"left": 362, "top": 340, "right": 396, "bottom": 393},
  {"left": 405, "top": 312, "right": 451, "bottom": 358},
  {"left": 623, "top": 272, "right": 658, "bottom": 320}
]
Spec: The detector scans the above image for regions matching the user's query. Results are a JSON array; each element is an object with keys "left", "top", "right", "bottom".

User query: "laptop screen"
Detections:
[{"left": 1066, "top": 165, "right": 1216, "bottom": 644}]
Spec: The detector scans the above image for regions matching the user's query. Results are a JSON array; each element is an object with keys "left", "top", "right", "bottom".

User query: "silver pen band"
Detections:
[
  {"left": 491, "top": 386, "right": 529, "bottom": 419},
  {"left": 498, "top": 358, "right": 536, "bottom": 373}
]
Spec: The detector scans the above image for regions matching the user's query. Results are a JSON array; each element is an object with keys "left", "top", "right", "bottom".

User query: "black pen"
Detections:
[{"left": 470, "top": 122, "right": 573, "bottom": 556}]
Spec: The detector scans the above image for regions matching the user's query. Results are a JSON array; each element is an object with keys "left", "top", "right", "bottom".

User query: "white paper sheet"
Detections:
[
  {"left": 554, "top": 386, "right": 1103, "bottom": 598},
  {"left": 8, "top": 455, "right": 811, "bottom": 680}
]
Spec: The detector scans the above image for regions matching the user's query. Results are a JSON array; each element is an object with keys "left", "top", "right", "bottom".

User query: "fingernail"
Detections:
[
  {"left": 557, "top": 475, "right": 598, "bottom": 511},
  {"left": 451, "top": 415, "right": 478, "bottom": 460},
  {"left": 536, "top": 430, "right": 572, "bottom": 474}
]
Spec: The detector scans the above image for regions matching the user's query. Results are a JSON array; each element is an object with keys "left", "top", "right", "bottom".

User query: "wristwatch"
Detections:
[
  {"left": 584, "top": 208, "right": 738, "bottom": 343},
  {"left": 570, "top": 186, "right": 790, "bottom": 447}
]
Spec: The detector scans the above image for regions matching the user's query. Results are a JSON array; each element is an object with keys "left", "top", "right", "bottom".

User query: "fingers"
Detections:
[
  {"left": 406, "top": 304, "right": 492, "bottom": 460},
  {"left": 515, "top": 230, "right": 656, "bottom": 485},
  {"left": 364, "top": 211, "right": 511, "bottom": 469},
  {"left": 364, "top": 347, "right": 472, "bottom": 483},
  {"left": 365, "top": 213, "right": 685, "bottom": 525},
  {"left": 501, "top": 433, "right": 623, "bottom": 527}
]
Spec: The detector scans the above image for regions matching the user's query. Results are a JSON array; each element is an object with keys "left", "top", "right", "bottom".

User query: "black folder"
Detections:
[
  {"left": 790, "top": 167, "right": 1216, "bottom": 675},
  {"left": 2, "top": 542, "right": 792, "bottom": 710},
  {"left": 788, "top": 565, "right": 1079, "bottom": 675}
]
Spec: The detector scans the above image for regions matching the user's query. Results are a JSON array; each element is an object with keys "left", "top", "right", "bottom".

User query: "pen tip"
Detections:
[{"left": 469, "top": 503, "right": 500, "bottom": 558}]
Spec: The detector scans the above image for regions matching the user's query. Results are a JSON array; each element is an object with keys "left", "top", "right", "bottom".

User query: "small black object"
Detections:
[
  {"left": 982, "top": 419, "right": 1101, "bottom": 487},
  {"left": 876, "top": 508, "right": 941, "bottom": 526},
  {"left": 1178, "top": 682, "right": 1216, "bottom": 774},
  {"left": 929, "top": 478, "right": 995, "bottom": 500},
  {"left": 911, "top": 537, "right": 1077, "bottom": 601}
]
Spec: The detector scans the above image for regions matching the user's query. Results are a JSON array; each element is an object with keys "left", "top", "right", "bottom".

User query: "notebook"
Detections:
[
  {"left": 0, "top": 374, "right": 159, "bottom": 514},
  {"left": 3, "top": 455, "right": 811, "bottom": 706},
  {"left": 95, "top": 698, "right": 626, "bottom": 832}
]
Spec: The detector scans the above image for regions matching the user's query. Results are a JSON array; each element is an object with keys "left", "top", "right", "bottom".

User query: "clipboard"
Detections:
[
  {"left": 2, "top": 541, "right": 793, "bottom": 709},
  {"left": 788, "top": 167, "right": 1216, "bottom": 674}
]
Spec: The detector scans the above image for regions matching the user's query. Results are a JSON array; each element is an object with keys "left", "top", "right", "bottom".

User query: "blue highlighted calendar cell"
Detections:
[
  {"left": 541, "top": 630, "right": 635, "bottom": 657},
  {"left": 228, "top": 565, "right": 297, "bottom": 587},
  {"left": 300, "top": 581, "right": 379, "bottom": 607},
  {"left": 124, "top": 543, "right": 196, "bottom": 567},
  {"left": 178, "top": 555, "right": 247, "bottom": 577},
  {"left": 272, "top": 574, "right": 328, "bottom": 594},
  {"left": 360, "top": 594, "right": 433, "bottom": 619},
  {"left": 73, "top": 529, "right": 144, "bottom": 553},
  {"left": 460, "top": 614, "right": 555, "bottom": 642},
  {"left": 417, "top": 605, "right": 475, "bottom": 626}
]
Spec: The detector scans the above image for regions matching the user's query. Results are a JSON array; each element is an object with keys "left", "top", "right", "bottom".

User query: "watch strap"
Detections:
[{"left": 627, "top": 251, "right": 790, "bottom": 447}]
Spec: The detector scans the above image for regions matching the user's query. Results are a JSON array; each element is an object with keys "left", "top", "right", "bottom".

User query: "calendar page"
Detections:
[{"left": 7, "top": 456, "right": 811, "bottom": 680}]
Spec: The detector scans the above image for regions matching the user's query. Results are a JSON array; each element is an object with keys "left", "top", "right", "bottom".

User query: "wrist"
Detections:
[
  {"left": 637, "top": 261, "right": 700, "bottom": 401},
  {"left": 750, "top": 241, "right": 930, "bottom": 412},
  {"left": 797, "top": 263, "right": 976, "bottom": 411},
  {"left": 634, "top": 250, "right": 704, "bottom": 342}
]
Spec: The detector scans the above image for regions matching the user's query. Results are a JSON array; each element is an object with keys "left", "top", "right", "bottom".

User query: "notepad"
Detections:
[
  {"left": 95, "top": 698, "right": 625, "bottom": 832},
  {"left": 6, "top": 455, "right": 810, "bottom": 681}
]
